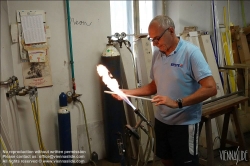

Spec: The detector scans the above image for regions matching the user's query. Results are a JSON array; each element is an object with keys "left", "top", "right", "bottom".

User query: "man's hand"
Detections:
[
  {"left": 111, "top": 89, "right": 130, "bottom": 101},
  {"left": 111, "top": 93, "right": 123, "bottom": 100},
  {"left": 152, "top": 95, "right": 178, "bottom": 108}
]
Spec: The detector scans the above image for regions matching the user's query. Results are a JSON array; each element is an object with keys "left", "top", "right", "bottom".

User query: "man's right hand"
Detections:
[{"left": 111, "top": 89, "right": 129, "bottom": 101}]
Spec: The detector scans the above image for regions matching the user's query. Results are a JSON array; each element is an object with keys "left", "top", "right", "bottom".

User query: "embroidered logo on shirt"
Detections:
[{"left": 171, "top": 63, "right": 183, "bottom": 67}]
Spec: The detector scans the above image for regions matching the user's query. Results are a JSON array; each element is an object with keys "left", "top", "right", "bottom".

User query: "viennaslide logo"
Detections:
[
  {"left": 219, "top": 146, "right": 248, "bottom": 165},
  {"left": 171, "top": 63, "right": 183, "bottom": 68}
]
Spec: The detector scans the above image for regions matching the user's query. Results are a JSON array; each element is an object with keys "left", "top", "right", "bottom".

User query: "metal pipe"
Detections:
[
  {"left": 0, "top": 77, "right": 12, "bottom": 85},
  {"left": 134, "top": 109, "right": 152, "bottom": 127},
  {"left": 65, "top": 0, "right": 77, "bottom": 94}
]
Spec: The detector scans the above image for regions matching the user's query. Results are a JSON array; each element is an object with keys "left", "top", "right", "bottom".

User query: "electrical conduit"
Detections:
[{"left": 65, "top": 0, "right": 76, "bottom": 91}]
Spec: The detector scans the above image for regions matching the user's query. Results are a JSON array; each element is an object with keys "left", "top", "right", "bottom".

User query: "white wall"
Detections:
[
  {"left": 3, "top": 0, "right": 111, "bottom": 164},
  {"left": 1, "top": 0, "right": 23, "bottom": 160},
  {"left": 165, "top": 0, "right": 250, "bottom": 35}
]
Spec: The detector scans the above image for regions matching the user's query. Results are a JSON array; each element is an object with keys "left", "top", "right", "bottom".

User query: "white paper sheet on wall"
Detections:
[
  {"left": 21, "top": 14, "right": 46, "bottom": 44},
  {"left": 28, "top": 49, "right": 46, "bottom": 62}
]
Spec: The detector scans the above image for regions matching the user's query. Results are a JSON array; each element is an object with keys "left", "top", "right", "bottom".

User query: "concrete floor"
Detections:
[{"left": 77, "top": 132, "right": 250, "bottom": 166}]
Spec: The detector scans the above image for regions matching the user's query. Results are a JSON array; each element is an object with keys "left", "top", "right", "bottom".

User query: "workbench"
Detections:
[
  {"left": 219, "top": 64, "right": 250, "bottom": 110},
  {"left": 199, "top": 93, "right": 248, "bottom": 165}
]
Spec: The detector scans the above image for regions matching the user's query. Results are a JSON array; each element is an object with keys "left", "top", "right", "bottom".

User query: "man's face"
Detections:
[{"left": 148, "top": 21, "right": 174, "bottom": 53}]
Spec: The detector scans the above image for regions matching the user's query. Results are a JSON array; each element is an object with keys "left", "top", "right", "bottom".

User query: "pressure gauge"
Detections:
[
  {"left": 66, "top": 91, "right": 73, "bottom": 103},
  {"left": 114, "top": 32, "right": 120, "bottom": 39},
  {"left": 120, "top": 32, "right": 126, "bottom": 38},
  {"left": 66, "top": 91, "right": 73, "bottom": 97}
]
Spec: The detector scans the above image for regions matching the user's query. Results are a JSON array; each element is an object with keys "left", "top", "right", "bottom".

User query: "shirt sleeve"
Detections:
[{"left": 190, "top": 49, "right": 212, "bottom": 82}]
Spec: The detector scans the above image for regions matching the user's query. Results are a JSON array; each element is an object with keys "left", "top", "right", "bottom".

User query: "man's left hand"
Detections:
[{"left": 152, "top": 95, "right": 178, "bottom": 108}]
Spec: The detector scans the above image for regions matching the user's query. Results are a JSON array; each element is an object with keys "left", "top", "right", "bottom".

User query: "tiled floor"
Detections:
[{"left": 79, "top": 132, "right": 250, "bottom": 166}]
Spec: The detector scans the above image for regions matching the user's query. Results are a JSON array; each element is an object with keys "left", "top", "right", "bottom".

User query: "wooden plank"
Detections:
[
  {"left": 198, "top": 35, "right": 224, "bottom": 98},
  {"left": 236, "top": 31, "right": 250, "bottom": 105},
  {"left": 198, "top": 34, "right": 227, "bottom": 149},
  {"left": 232, "top": 107, "right": 247, "bottom": 151},
  {"left": 187, "top": 31, "right": 200, "bottom": 48},
  {"left": 220, "top": 112, "right": 231, "bottom": 149},
  {"left": 202, "top": 94, "right": 239, "bottom": 109},
  {"left": 219, "top": 64, "right": 249, "bottom": 109},
  {"left": 236, "top": 31, "right": 250, "bottom": 64},
  {"left": 244, "top": 26, "right": 250, "bottom": 35},
  {"left": 231, "top": 26, "right": 245, "bottom": 92},
  {"left": 202, "top": 96, "right": 248, "bottom": 117},
  {"left": 205, "top": 119, "right": 214, "bottom": 166}
]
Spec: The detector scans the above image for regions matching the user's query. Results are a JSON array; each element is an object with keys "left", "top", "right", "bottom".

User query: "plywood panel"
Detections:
[{"left": 198, "top": 35, "right": 236, "bottom": 148}]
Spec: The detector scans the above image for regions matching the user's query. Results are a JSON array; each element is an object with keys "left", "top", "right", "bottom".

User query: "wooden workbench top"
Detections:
[{"left": 202, "top": 95, "right": 248, "bottom": 118}]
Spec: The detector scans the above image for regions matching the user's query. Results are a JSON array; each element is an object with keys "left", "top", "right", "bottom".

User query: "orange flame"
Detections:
[{"left": 97, "top": 64, "right": 136, "bottom": 110}]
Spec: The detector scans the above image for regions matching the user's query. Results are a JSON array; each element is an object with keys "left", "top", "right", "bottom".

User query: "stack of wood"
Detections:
[
  {"left": 180, "top": 26, "right": 250, "bottom": 149},
  {"left": 180, "top": 27, "right": 226, "bottom": 150},
  {"left": 181, "top": 26, "right": 250, "bottom": 100},
  {"left": 231, "top": 26, "right": 250, "bottom": 100}
]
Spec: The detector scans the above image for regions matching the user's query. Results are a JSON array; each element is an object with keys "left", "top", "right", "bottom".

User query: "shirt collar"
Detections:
[
  {"left": 168, "top": 37, "right": 182, "bottom": 56},
  {"left": 160, "top": 37, "right": 183, "bottom": 57}
]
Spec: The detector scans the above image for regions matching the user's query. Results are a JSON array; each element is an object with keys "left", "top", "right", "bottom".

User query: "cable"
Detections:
[
  {"left": 11, "top": 97, "right": 22, "bottom": 151},
  {"left": 31, "top": 102, "right": 46, "bottom": 166},
  {"left": 9, "top": 97, "right": 21, "bottom": 151},
  {"left": 30, "top": 94, "right": 55, "bottom": 166},
  {"left": 0, "top": 136, "right": 13, "bottom": 166},
  {"left": 76, "top": 99, "right": 96, "bottom": 166}
]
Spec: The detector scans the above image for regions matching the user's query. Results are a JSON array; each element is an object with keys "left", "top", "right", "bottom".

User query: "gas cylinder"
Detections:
[{"left": 58, "top": 92, "right": 72, "bottom": 165}]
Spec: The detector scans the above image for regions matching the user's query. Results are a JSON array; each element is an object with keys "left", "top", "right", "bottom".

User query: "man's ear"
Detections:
[{"left": 169, "top": 27, "right": 175, "bottom": 34}]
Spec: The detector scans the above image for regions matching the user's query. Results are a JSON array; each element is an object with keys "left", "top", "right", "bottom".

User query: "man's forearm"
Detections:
[{"left": 126, "top": 81, "right": 157, "bottom": 96}]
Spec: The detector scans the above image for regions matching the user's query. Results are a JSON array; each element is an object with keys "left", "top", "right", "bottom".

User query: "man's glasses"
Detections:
[{"left": 148, "top": 28, "right": 169, "bottom": 43}]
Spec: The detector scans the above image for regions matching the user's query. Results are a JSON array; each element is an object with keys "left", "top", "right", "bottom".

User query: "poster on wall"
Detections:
[{"left": 22, "top": 54, "right": 53, "bottom": 87}]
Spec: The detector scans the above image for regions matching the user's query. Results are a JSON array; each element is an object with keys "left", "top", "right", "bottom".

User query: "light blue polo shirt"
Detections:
[{"left": 150, "top": 37, "right": 212, "bottom": 125}]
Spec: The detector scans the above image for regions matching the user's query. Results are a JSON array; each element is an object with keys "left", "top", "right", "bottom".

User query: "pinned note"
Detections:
[
  {"left": 21, "top": 14, "right": 46, "bottom": 44},
  {"left": 28, "top": 49, "right": 46, "bottom": 62}
]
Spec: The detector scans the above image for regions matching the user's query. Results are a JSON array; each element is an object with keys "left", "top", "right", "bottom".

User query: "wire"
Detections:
[
  {"left": 0, "top": 136, "right": 13, "bottom": 166},
  {"left": 76, "top": 99, "right": 96, "bottom": 166},
  {"left": 30, "top": 96, "right": 55, "bottom": 166},
  {"left": 31, "top": 102, "right": 46, "bottom": 166},
  {"left": 10, "top": 97, "right": 22, "bottom": 151}
]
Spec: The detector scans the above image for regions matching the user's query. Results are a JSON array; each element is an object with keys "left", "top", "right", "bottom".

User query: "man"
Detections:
[{"left": 114, "top": 15, "right": 217, "bottom": 166}]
